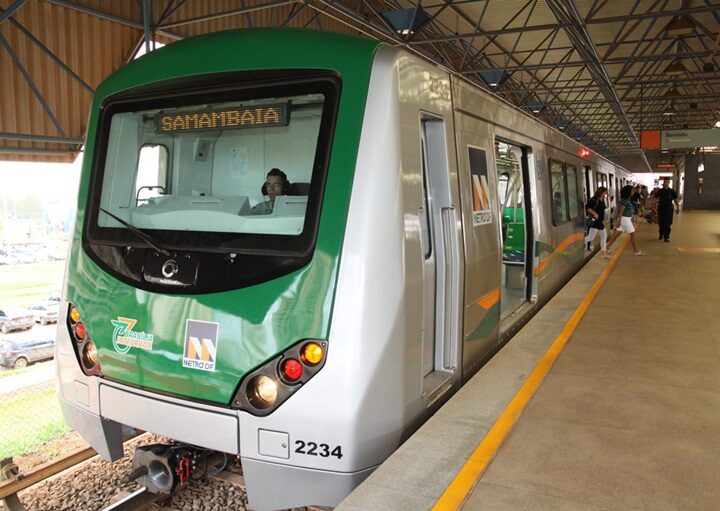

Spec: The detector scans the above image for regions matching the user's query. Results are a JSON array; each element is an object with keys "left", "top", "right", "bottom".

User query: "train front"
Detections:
[{"left": 56, "top": 30, "right": 383, "bottom": 510}]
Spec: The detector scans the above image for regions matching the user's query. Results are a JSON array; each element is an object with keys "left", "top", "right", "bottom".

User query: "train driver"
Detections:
[{"left": 251, "top": 168, "right": 290, "bottom": 215}]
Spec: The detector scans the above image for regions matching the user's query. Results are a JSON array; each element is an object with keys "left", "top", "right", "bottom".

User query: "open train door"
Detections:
[{"left": 494, "top": 140, "right": 535, "bottom": 322}]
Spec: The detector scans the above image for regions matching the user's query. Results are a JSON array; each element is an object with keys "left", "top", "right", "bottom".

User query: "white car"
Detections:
[
  {"left": 27, "top": 302, "right": 60, "bottom": 325},
  {"left": 0, "top": 307, "right": 35, "bottom": 333}
]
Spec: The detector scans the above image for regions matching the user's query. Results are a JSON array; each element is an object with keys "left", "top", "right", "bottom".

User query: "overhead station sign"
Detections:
[
  {"left": 661, "top": 128, "right": 720, "bottom": 149},
  {"left": 157, "top": 103, "right": 289, "bottom": 133},
  {"left": 641, "top": 128, "right": 720, "bottom": 150}
]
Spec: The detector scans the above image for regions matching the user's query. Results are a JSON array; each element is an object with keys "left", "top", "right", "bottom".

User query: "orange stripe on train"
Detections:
[
  {"left": 535, "top": 232, "right": 584, "bottom": 276},
  {"left": 476, "top": 287, "right": 501, "bottom": 309}
]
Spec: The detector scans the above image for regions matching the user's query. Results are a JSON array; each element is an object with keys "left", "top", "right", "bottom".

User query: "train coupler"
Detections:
[{"left": 124, "top": 443, "right": 227, "bottom": 494}]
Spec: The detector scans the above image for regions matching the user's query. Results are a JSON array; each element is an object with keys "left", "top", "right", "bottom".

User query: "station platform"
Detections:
[{"left": 337, "top": 211, "right": 720, "bottom": 511}]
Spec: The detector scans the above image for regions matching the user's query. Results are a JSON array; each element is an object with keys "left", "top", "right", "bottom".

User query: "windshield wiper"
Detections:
[{"left": 99, "top": 207, "right": 172, "bottom": 256}]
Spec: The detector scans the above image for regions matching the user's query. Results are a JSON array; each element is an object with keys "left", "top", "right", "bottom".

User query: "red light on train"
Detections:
[
  {"left": 578, "top": 147, "right": 591, "bottom": 158},
  {"left": 281, "top": 358, "right": 303, "bottom": 382}
]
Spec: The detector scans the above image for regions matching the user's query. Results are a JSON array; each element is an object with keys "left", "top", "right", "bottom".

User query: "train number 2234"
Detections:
[{"left": 294, "top": 440, "right": 343, "bottom": 459}]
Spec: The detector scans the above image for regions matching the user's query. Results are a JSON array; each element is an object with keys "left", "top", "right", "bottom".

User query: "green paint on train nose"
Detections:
[{"left": 66, "top": 30, "right": 383, "bottom": 405}]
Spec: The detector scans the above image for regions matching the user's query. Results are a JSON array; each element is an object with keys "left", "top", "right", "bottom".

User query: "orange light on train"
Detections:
[
  {"left": 301, "top": 342, "right": 324, "bottom": 366},
  {"left": 578, "top": 147, "right": 591, "bottom": 158}
]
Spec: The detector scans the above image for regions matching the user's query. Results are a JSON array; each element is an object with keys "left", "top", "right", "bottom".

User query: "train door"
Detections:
[
  {"left": 495, "top": 140, "right": 533, "bottom": 320},
  {"left": 419, "top": 115, "right": 461, "bottom": 398}
]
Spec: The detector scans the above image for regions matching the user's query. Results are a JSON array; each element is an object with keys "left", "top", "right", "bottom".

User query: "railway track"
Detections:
[{"left": 1, "top": 434, "right": 331, "bottom": 511}]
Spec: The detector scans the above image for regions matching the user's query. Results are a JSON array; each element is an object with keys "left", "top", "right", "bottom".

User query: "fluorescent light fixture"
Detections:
[
  {"left": 664, "top": 61, "right": 688, "bottom": 75},
  {"left": 527, "top": 100, "right": 546, "bottom": 114},
  {"left": 663, "top": 102, "right": 677, "bottom": 116},
  {"left": 478, "top": 70, "right": 507, "bottom": 88},
  {"left": 380, "top": 8, "right": 431, "bottom": 36},
  {"left": 663, "top": 86, "right": 681, "bottom": 99}
]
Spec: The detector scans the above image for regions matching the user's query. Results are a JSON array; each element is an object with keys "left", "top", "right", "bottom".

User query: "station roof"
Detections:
[{"left": 1, "top": 0, "right": 719, "bottom": 171}]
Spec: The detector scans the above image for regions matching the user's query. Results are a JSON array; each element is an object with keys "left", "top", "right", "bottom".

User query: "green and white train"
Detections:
[{"left": 57, "top": 29, "right": 633, "bottom": 510}]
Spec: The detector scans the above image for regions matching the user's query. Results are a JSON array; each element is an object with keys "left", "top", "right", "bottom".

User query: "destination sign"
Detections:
[
  {"left": 157, "top": 103, "right": 289, "bottom": 133},
  {"left": 661, "top": 128, "right": 720, "bottom": 149}
]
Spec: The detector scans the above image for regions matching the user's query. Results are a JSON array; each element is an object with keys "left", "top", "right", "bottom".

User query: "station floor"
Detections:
[{"left": 337, "top": 211, "right": 720, "bottom": 511}]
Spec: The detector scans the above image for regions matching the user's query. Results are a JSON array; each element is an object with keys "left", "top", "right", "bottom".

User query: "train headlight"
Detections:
[
  {"left": 82, "top": 341, "right": 98, "bottom": 369},
  {"left": 301, "top": 342, "right": 323, "bottom": 366},
  {"left": 248, "top": 375, "right": 278, "bottom": 409}
]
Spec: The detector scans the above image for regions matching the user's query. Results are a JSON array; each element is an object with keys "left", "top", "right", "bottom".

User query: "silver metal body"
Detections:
[{"left": 57, "top": 46, "right": 633, "bottom": 511}]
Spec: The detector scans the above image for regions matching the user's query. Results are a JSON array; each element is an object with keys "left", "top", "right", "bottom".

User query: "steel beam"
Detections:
[
  {"left": 467, "top": 50, "right": 717, "bottom": 73},
  {"left": 0, "top": 0, "right": 25, "bottom": 25},
  {"left": 0, "top": 7, "right": 93, "bottom": 93},
  {"left": 0, "top": 33, "right": 69, "bottom": 142},
  {"left": 45, "top": 0, "right": 182, "bottom": 40},
  {"left": 545, "top": 0, "right": 650, "bottom": 169},
  {"left": 0, "top": 133, "right": 83, "bottom": 144},
  {"left": 411, "top": 5, "right": 720, "bottom": 45},
  {"left": 586, "top": 5, "right": 720, "bottom": 24},
  {"left": 0, "top": 147, "right": 76, "bottom": 155},
  {"left": 158, "top": 0, "right": 295, "bottom": 29}
]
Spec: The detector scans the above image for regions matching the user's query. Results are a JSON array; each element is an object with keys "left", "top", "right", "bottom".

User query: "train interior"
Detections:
[
  {"left": 97, "top": 94, "right": 323, "bottom": 236},
  {"left": 495, "top": 141, "right": 531, "bottom": 320}
]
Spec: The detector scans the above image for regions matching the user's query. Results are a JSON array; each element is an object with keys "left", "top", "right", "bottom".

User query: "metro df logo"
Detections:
[{"left": 182, "top": 319, "right": 220, "bottom": 372}]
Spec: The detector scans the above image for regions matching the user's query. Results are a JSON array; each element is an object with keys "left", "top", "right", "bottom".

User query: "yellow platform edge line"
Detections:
[
  {"left": 677, "top": 247, "right": 720, "bottom": 254},
  {"left": 432, "top": 236, "right": 631, "bottom": 511}
]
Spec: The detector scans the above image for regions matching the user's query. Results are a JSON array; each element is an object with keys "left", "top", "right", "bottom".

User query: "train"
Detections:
[{"left": 56, "top": 29, "right": 634, "bottom": 510}]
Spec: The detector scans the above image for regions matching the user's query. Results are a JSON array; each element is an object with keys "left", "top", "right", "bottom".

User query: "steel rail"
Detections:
[
  {"left": 102, "top": 487, "right": 165, "bottom": 511},
  {"left": 0, "top": 434, "right": 146, "bottom": 503}
]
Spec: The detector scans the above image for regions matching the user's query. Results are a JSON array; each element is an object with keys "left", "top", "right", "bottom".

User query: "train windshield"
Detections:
[{"left": 87, "top": 75, "right": 338, "bottom": 257}]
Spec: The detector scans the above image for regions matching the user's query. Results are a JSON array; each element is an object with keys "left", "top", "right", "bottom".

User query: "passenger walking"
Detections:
[
  {"left": 584, "top": 187, "right": 611, "bottom": 259},
  {"left": 656, "top": 177, "right": 680, "bottom": 242},
  {"left": 607, "top": 185, "right": 644, "bottom": 256}
]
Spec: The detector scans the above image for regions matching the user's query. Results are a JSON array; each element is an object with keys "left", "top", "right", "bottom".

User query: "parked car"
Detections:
[
  {"left": 0, "top": 249, "right": 13, "bottom": 265},
  {"left": 13, "top": 250, "right": 38, "bottom": 264},
  {"left": 0, "top": 307, "right": 35, "bottom": 334},
  {"left": 0, "top": 338, "right": 55, "bottom": 369},
  {"left": 45, "top": 294, "right": 61, "bottom": 303},
  {"left": 27, "top": 301, "right": 60, "bottom": 325}
]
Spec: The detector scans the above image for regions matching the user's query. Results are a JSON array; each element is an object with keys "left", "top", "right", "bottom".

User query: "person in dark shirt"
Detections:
[
  {"left": 656, "top": 177, "right": 680, "bottom": 242},
  {"left": 584, "top": 187, "right": 611, "bottom": 259}
]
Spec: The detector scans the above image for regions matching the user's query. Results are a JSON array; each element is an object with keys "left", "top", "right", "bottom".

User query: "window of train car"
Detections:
[
  {"left": 550, "top": 160, "right": 568, "bottom": 225},
  {"left": 566, "top": 165, "right": 580, "bottom": 219},
  {"left": 86, "top": 75, "right": 339, "bottom": 258}
]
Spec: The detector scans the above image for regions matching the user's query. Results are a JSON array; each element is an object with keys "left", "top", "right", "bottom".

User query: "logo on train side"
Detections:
[
  {"left": 110, "top": 317, "right": 155, "bottom": 354},
  {"left": 182, "top": 319, "right": 220, "bottom": 372},
  {"left": 468, "top": 146, "right": 493, "bottom": 226}
]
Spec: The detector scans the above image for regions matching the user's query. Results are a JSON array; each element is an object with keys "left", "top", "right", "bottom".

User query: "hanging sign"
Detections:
[{"left": 661, "top": 128, "right": 720, "bottom": 149}]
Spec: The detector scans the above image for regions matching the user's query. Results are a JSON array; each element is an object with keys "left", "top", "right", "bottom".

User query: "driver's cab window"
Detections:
[{"left": 136, "top": 144, "right": 169, "bottom": 205}]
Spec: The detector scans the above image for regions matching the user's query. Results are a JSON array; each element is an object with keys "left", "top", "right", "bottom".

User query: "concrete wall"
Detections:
[{"left": 682, "top": 153, "right": 720, "bottom": 210}]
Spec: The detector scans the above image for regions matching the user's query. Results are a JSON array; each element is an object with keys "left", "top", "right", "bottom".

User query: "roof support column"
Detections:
[{"left": 143, "top": 0, "right": 152, "bottom": 54}]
